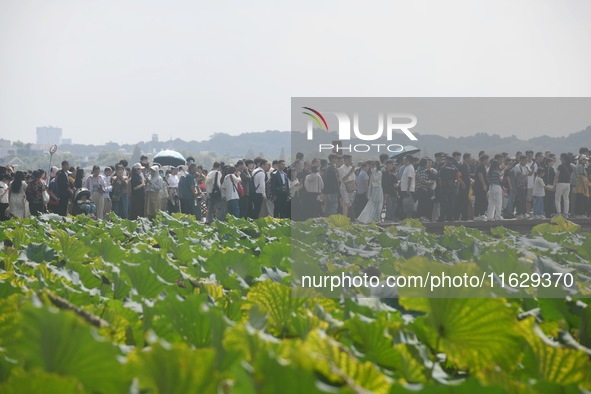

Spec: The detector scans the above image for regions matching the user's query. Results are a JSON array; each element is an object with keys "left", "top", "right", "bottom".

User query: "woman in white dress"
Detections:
[
  {"left": 357, "top": 161, "right": 383, "bottom": 224},
  {"left": 8, "top": 171, "right": 28, "bottom": 219}
]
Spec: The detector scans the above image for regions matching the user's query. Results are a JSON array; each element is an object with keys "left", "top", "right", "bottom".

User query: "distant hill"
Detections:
[{"left": 79, "top": 126, "right": 590, "bottom": 158}]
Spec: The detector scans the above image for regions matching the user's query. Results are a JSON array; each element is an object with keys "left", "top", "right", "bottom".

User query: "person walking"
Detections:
[
  {"left": 250, "top": 159, "right": 267, "bottom": 220},
  {"left": 338, "top": 155, "right": 356, "bottom": 218},
  {"left": 415, "top": 158, "right": 433, "bottom": 221},
  {"left": 205, "top": 162, "right": 224, "bottom": 223},
  {"left": 222, "top": 166, "right": 242, "bottom": 218},
  {"left": 322, "top": 154, "right": 340, "bottom": 216},
  {"left": 8, "top": 171, "right": 27, "bottom": 218},
  {"left": 25, "top": 170, "right": 46, "bottom": 216},
  {"left": 55, "top": 160, "right": 72, "bottom": 216},
  {"left": 129, "top": 163, "right": 145, "bottom": 220},
  {"left": 86, "top": 166, "right": 107, "bottom": 220},
  {"left": 532, "top": 168, "right": 550, "bottom": 219},
  {"left": 0, "top": 174, "right": 10, "bottom": 220},
  {"left": 102, "top": 167, "right": 113, "bottom": 217},
  {"left": 145, "top": 165, "right": 163, "bottom": 219},
  {"left": 179, "top": 163, "right": 199, "bottom": 217},
  {"left": 354, "top": 162, "right": 370, "bottom": 217},
  {"left": 357, "top": 161, "right": 384, "bottom": 224},
  {"left": 400, "top": 155, "right": 416, "bottom": 220},
  {"left": 271, "top": 160, "right": 290, "bottom": 218},
  {"left": 303, "top": 166, "right": 324, "bottom": 219},
  {"left": 574, "top": 155, "right": 589, "bottom": 218},
  {"left": 473, "top": 155, "right": 489, "bottom": 220},
  {"left": 553, "top": 153, "right": 572, "bottom": 217},
  {"left": 486, "top": 160, "right": 503, "bottom": 221},
  {"left": 111, "top": 166, "right": 129, "bottom": 218},
  {"left": 513, "top": 155, "right": 531, "bottom": 219},
  {"left": 455, "top": 153, "right": 472, "bottom": 220},
  {"left": 237, "top": 160, "right": 251, "bottom": 218},
  {"left": 382, "top": 160, "right": 398, "bottom": 221}
]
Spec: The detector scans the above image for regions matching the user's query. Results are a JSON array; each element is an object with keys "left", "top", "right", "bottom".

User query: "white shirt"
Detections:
[
  {"left": 527, "top": 161, "right": 537, "bottom": 189},
  {"left": 337, "top": 164, "right": 355, "bottom": 190},
  {"left": 401, "top": 165, "right": 416, "bottom": 192},
  {"left": 222, "top": 174, "right": 241, "bottom": 201},
  {"left": 0, "top": 181, "right": 9, "bottom": 204},
  {"left": 338, "top": 164, "right": 355, "bottom": 184},
  {"left": 252, "top": 167, "right": 266, "bottom": 195},
  {"left": 102, "top": 174, "right": 112, "bottom": 198},
  {"left": 533, "top": 177, "right": 546, "bottom": 197},
  {"left": 167, "top": 174, "right": 179, "bottom": 188},
  {"left": 85, "top": 175, "right": 107, "bottom": 194},
  {"left": 304, "top": 173, "right": 324, "bottom": 193},
  {"left": 205, "top": 170, "right": 222, "bottom": 194}
]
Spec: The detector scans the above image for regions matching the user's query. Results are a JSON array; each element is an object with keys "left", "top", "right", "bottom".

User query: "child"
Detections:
[{"left": 532, "top": 168, "right": 551, "bottom": 219}]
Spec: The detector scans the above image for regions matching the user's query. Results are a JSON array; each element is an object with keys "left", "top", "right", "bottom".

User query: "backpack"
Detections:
[
  {"left": 265, "top": 171, "right": 274, "bottom": 199},
  {"left": 251, "top": 168, "right": 263, "bottom": 192},
  {"left": 210, "top": 171, "right": 222, "bottom": 200}
]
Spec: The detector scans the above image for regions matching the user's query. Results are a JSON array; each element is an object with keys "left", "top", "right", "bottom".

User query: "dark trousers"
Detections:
[
  {"left": 354, "top": 193, "right": 368, "bottom": 218},
  {"left": 274, "top": 193, "right": 289, "bottom": 218},
  {"left": 575, "top": 193, "right": 588, "bottom": 216},
  {"left": 0, "top": 202, "right": 8, "bottom": 220},
  {"left": 440, "top": 188, "right": 457, "bottom": 222},
  {"left": 455, "top": 187, "right": 469, "bottom": 220},
  {"left": 474, "top": 187, "right": 488, "bottom": 217},
  {"left": 130, "top": 193, "right": 145, "bottom": 220},
  {"left": 250, "top": 193, "right": 263, "bottom": 220},
  {"left": 544, "top": 191, "right": 556, "bottom": 218},
  {"left": 227, "top": 199, "right": 240, "bottom": 218},
  {"left": 416, "top": 188, "right": 433, "bottom": 219},
  {"left": 239, "top": 195, "right": 250, "bottom": 218},
  {"left": 56, "top": 197, "right": 69, "bottom": 216},
  {"left": 180, "top": 198, "right": 195, "bottom": 215},
  {"left": 29, "top": 202, "right": 45, "bottom": 216},
  {"left": 516, "top": 188, "right": 527, "bottom": 216}
]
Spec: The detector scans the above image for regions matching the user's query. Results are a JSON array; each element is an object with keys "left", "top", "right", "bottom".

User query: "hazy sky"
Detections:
[{"left": 1, "top": 0, "right": 590, "bottom": 145}]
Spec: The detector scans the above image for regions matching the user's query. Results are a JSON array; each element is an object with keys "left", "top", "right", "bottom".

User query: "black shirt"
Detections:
[
  {"left": 457, "top": 163, "right": 471, "bottom": 189},
  {"left": 440, "top": 163, "right": 459, "bottom": 189},
  {"left": 322, "top": 164, "right": 339, "bottom": 194},
  {"left": 474, "top": 164, "right": 488, "bottom": 187},
  {"left": 56, "top": 170, "right": 71, "bottom": 198},
  {"left": 557, "top": 164, "right": 571, "bottom": 183},
  {"left": 382, "top": 171, "right": 398, "bottom": 196}
]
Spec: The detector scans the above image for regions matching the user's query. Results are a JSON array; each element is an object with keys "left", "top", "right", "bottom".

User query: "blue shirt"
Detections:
[
  {"left": 179, "top": 175, "right": 195, "bottom": 199},
  {"left": 356, "top": 170, "right": 369, "bottom": 194}
]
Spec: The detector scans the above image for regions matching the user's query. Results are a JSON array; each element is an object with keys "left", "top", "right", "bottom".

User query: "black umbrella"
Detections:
[
  {"left": 389, "top": 145, "right": 421, "bottom": 159},
  {"left": 153, "top": 150, "right": 186, "bottom": 167}
]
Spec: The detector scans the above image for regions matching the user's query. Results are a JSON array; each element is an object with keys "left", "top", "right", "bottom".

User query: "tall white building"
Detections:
[{"left": 36, "top": 126, "right": 62, "bottom": 145}]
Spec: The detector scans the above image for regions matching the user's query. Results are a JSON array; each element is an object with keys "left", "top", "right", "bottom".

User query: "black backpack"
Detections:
[{"left": 210, "top": 171, "right": 221, "bottom": 200}]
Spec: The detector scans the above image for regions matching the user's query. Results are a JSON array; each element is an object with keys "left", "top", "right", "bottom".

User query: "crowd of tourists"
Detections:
[{"left": 1, "top": 147, "right": 590, "bottom": 223}]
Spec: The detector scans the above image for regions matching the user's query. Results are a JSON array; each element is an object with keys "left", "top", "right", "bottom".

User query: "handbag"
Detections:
[
  {"left": 43, "top": 190, "right": 50, "bottom": 205},
  {"left": 231, "top": 176, "right": 245, "bottom": 198},
  {"left": 343, "top": 167, "right": 356, "bottom": 193},
  {"left": 344, "top": 179, "right": 356, "bottom": 193}
]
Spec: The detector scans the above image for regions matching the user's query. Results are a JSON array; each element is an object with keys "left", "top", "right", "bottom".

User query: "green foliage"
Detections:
[{"left": 0, "top": 215, "right": 590, "bottom": 392}]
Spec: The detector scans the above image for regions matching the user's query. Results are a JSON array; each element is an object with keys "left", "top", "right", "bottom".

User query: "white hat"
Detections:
[
  {"left": 150, "top": 165, "right": 160, "bottom": 172},
  {"left": 580, "top": 155, "right": 589, "bottom": 161},
  {"left": 132, "top": 163, "right": 142, "bottom": 169}
]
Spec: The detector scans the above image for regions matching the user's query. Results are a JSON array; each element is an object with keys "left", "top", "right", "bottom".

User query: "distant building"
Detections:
[
  {"left": 152, "top": 134, "right": 159, "bottom": 143},
  {"left": 62, "top": 138, "right": 72, "bottom": 145},
  {"left": 36, "top": 126, "right": 62, "bottom": 145},
  {"left": 0, "top": 139, "right": 16, "bottom": 158}
]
